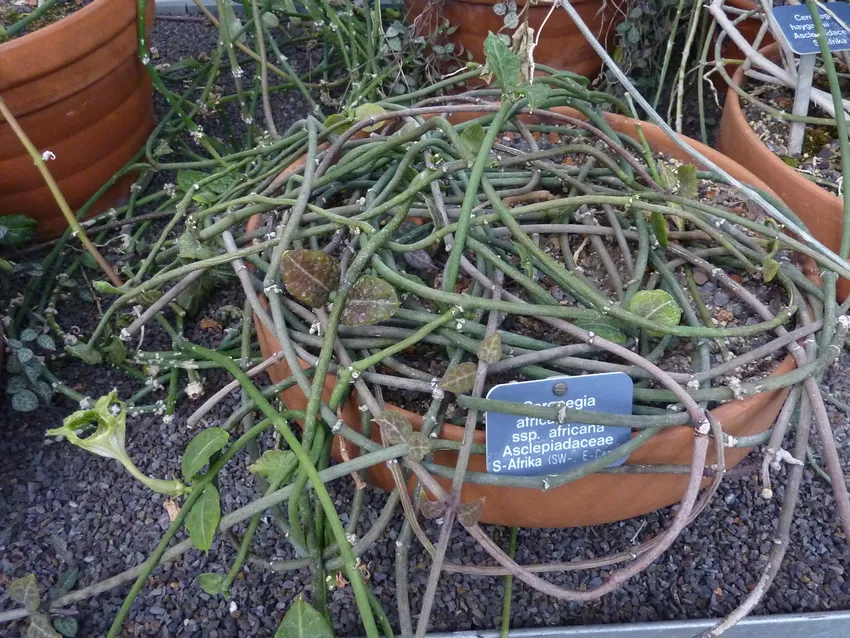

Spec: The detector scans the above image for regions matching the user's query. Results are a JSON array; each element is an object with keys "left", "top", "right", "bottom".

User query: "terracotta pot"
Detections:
[
  {"left": 708, "top": 0, "right": 774, "bottom": 90},
  {"left": 0, "top": 0, "right": 155, "bottom": 238},
  {"left": 402, "top": 0, "right": 623, "bottom": 78},
  {"left": 717, "top": 43, "right": 850, "bottom": 301},
  {"left": 252, "top": 107, "right": 799, "bottom": 528}
]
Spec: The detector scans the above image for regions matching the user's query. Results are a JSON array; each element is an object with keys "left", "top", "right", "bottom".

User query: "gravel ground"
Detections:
[{"left": 2, "top": 14, "right": 850, "bottom": 638}]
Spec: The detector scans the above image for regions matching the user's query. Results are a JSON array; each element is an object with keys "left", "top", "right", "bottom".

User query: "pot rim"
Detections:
[{"left": 247, "top": 105, "right": 805, "bottom": 454}]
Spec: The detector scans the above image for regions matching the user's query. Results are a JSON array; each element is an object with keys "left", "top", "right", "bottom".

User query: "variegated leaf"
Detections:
[
  {"left": 457, "top": 497, "right": 485, "bottom": 528},
  {"left": 341, "top": 276, "right": 399, "bottom": 326},
  {"left": 281, "top": 250, "right": 340, "bottom": 308},
  {"left": 10, "top": 574, "right": 40, "bottom": 612},
  {"left": 375, "top": 411, "right": 412, "bottom": 446},
  {"left": 406, "top": 432, "right": 431, "bottom": 462},
  {"left": 419, "top": 498, "right": 447, "bottom": 519},
  {"left": 476, "top": 334, "right": 502, "bottom": 364},
  {"left": 438, "top": 362, "right": 478, "bottom": 394}
]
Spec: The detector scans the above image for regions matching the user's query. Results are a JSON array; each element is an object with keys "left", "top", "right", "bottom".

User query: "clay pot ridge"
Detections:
[{"left": 249, "top": 107, "right": 803, "bottom": 529}]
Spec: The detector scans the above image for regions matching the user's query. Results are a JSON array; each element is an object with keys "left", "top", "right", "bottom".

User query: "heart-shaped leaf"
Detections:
[
  {"left": 476, "top": 334, "right": 502, "bottom": 364},
  {"left": 182, "top": 428, "right": 229, "bottom": 480},
  {"left": 352, "top": 103, "right": 387, "bottom": 132},
  {"left": 650, "top": 211, "right": 669, "bottom": 248},
  {"left": 522, "top": 82, "right": 551, "bottom": 110},
  {"left": 20, "top": 329, "right": 37, "bottom": 342},
  {"left": 375, "top": 410, "right": 412, "bottom": 446},
  {"left": 628, "top": 289, "right": 682, "bottom": 336},
  {"left": 249, "top": 449, "right": 298, "bottom": 483},
  {"left": 459, "top": 123, "right": 486, "bottom": 162},
  {"left": 186, "top": 484, "right": 220, "bottom": 552},
  {"left": 275, "top": 597, "right": 334, "bottom": 638},
  {"left": 484, "top": 31, "right": 520, "bottom": 94},
  {"left": 573, "top": 318, "right": 627, "bottom": 344},
  {"left": 178, "top": 232, "right": 216, "bottom": 261},
  {"left": 10, "top": 574, "right": 40, "bottom": 611},
  {"left": 36, "top": 334, "right": 55, "bottom": 351},
  {"left": 12, "top": 390, "right": 39, "bottom": 413},
  {"left": 7, "top": 375, "right": 27, "bottom": 395},
  {"left": 65, "top": 343, "right": 102, "bottom": 365},
  {"left": 49, "top": 567, "right": 79, "bottom": 600},
  {"left": 261, "top": 11, "right": 279, "bottom": 27},
  {"left": 403, "top": 249, "right": 437, "bottom": 272},
  {"left": 438, "top": 362, "right": 478, "bottom": 394},
  {"left": 341, "top": 276, "right": 399, "bottom": 326},
  {"left": 420, "top": 498, "right": 446, "bottom": 519},
  {"left": 51, "top": 617, "right": 77, "bottom": 637},
  {"left": 27, "top": 614, "right": 60, "bottom": 638},
  {"left": 323, "top": 113, "right": 352, "bottom": 132},
  {"left": 32, "top": 381, "right": 53, "bottom": 402},
  {"left": 677, "top": 164, "right": 698, "bottom": 199},
  {"left": 281, "top": 250, "right": 340, "bottom": 308},
  {"left": 196, "top": 572, "right": 223, "bottom": 596},
  {"left": 763, "top": 258, "right": 780, "bottom": 283},
  {"left": 406, "top": 432, "right": 431, "bottom": 462},
  {"left": 657, "top": 163, "right": 677, "bottom": 191},
  {"left": 457, "top": 497, "right": 485, "bottom": 528},
  {"left": 103, "top": 337, "right": 128, "bottom": 365}
]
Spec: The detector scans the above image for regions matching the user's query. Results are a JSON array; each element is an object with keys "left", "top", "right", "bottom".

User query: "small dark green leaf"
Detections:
[
  {"left": 0, "top": 215, "right": 38, "bottom": 248},
  {"left": 186, "top": 484, "right": 220, "bottom": 552},
  {"left": 457, "top": 497, "right": 485, "bottom": 528},
  {"left": 182, "top": 428, "right": 229, "bottom": 480},
  {"left": 628, "top": 289, "right": 682, "bottom": 336},
  {"left": 406, "top": 431, "right": 430, "bottom": 462},
  {"left": 275, "top": 597, "right": 334, "bottom": 638},
  {"left": 459, "top": 123, "right": 486, "bottom": 162},
  {"left": 92, "top": 281, "right": 123, "bottom": 295},
  {"left": 12, "top": 390, "right": 39, "bottom": 412},
  {"left": 7, "top": 338, "right": 23, "bottom": 350},
  {"left": 10, "top": 574, "right": 40, "bottom": 611},
  {"left": 573, "top": 318, "right": 627, "bottom": 344},
  {"left": 650, "top": 211, "right": 669, "bottom": 248},
  {"left": 677, "top": 165, "right": 698, "bottom": 200},
  {"left": 323, "top": 113, "right": 352, "bottom": 132},
  {"left": 438, "top": 362, "right": 478, "bottom": 394},
  {"left": 657, "top": 163, "right": 677, "bottom": 191},
  {"left": 20, "top": 328, "right": 37, "bottom": 342},
  {"left": 49, "top": 567, "right": 78, "bottom": 600},
  {"left": 402, "top": 250, "right": 436, "bottom": 272},
  {"left": 79, "top": 253, "right": 98, "bottom": 270},
  {"left": 196, "top": 572, "right": 224, "bottom": 596},
  {"left": 36, "top": 334, "right": 56, "bottom": 351},
  {"left": 483, "top": 31, "right": 520, "bottom": 94},
  {"left": 16, "top": 348, "right": 34, "bottom": 364},
  {"left": 281, "top": 250, "right": 341, "bottom": 308},
  {"left": 261, "top": 11, "right": 279, "bottom": 27},
  {"left": 22, "top": 361, "right": 41, "bottom": 385},
  {"left": 374, "top": 410, "right": 413, "bottom": 446},
  {"left": 352, "top": 103, "right": 387, "bottom": 132},
  {"left": 104, "top": 337, "right": 128, "bottom": 365},
  {"left": 51, "top": 617, "right": 77, "bottom": 638},
  {"left": 249, "top": 449, "right": 297, "bottom": 483},
  {"left": 27, "top": 614, "right": 60, "bottom": 638},
  {"left": 176, "top": 272, "right": 216, "bottom": 318},
  {"left": 341, "top": 276, "right": 399, "bottom": 326},
  {"left": 420, "top": 498, "right": 446, "bottom": 519},
  {"left": 522, "top": 82, "right": 551, "bottom": 110},
  {"left": 7, "top": 375, "right": 28, "bottom": 395},
  {"left": 65, "top": 343, "right": 102, "bottom": 365},
  {"left": 763, "top": 258, "right": 780, "bottom": 283},
  {"left": 178, "top": 232, "right": 216, "bottom": 261},
  {"left": 154, "top": 139, "right": 173, "bottom": 158},
  {"left": 476, "top": 334, "right": 502, "bottom": 364}
]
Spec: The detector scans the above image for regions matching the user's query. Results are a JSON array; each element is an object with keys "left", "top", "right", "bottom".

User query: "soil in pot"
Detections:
[
  {"left": 0, "top": 0, "right": 94, "bottom": 39},
  {"left": 253, "top": 106, "right": 811, "bottom": 528}
]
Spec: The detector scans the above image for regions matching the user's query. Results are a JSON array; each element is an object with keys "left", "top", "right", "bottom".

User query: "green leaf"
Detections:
[
  {"left": 7, "top": 374, "right": 28, "bottom": 395},
  {"left": 352, "top": 103, "right": 387, "bottom": 132},
  {"left": 406, "top": 431, "right": 430, "bottom": 462},
  {"left": 10, "top": 574, "right": 40, "bottom": 611},
  {"left": 36, "top": 334, "right": 56, "bottom": 351},
  {"left": 178, "top": 232, "right": 216, "bottom": 261},
  {"left": 657, "top": 163, "right": 677, "bottom": 190},
  {"left": 275, "top": 597, "right": 334, "bottom": 638},
  {"left": 281, "top": 250, "right": 341, "bottom": 308},
  {"left": 182, "top": 428, "right": 229, "bottom": 480},
  {"left": 154, "top": 139, "right": 173, "bottom": 158},
  {"left": 323, "top": 113, "right": 352, "bottom": 132},
  {"left": 459, "top": 123, "right": 486, "bottom": 163},
  {"left": 65, "top": 343, "right": 102, "bottom": 365},
  {"left": 196, "top": 572, "right": 224, "bottom": 596},
  {"left": 374, "top": 410, "right": 413, "bottom": 446},
  {"left": 186, "top": 484, "right": 220, "bottom": 552},
  {"left": 103, "top": 337, "right": 128, "bottom": 365},
  {"left": 49, "top": 567, "right": 78, "bottom": 600},
  {"left": 92, "top": 281, "right": 124, "bottom": 295},
  {"left": 220, "top": 0, "right": 246, "bottom": 42},
  {"left": 341, "top": 276, "right": 399, "bottom": 326},
  {"left": 457, "top": 497, "right": 485, "bottom": 527},
  {"left": 261, "top": 11, "right": 279, "bottom": 27},
  {"left": 249, "top": 449, "right": 297, "bottom": 483},
  {"left": 572, "top": 318, "right": 627, "bottom": 344},
  {"left": 522, "top": 82, "right": 551, "bottom": 110},
  {"left": 176, "top": 272, "right": 216, "bottom": 318},
  {"left": 176, "top": 170, "right": 239, "bottom": 203},
  {"left": 483, "top": 31, "right": 520, "bottom": 94},
  {"left": 12, "top": 390, "right": 39, "bottom": 412},
  {"left": 32, "top": 380, "right": 53, "bottom": 402},
  {"left": 51, "top": 617, "right": 77, "bottom": 638},
  {"left": 677, "top": 165, "right": 698, "bottom": 200},
  {"left": 79, "top": 253, "right": 98, "bottom": 270},
  {"left": 20, "top": 328, "right": 37, "bottom": 342},
  {"left": 438, "top": 362, "right": 478, "bottom": 394},
  {"left": 476, "top": 334, "right": 502, "bottom": 364},
  {"left": 628, "top": 289, "right": 682, "bottom": 337},
  {"left": 0, "top": 215, "right": 38, "bottom": 248},
  {"left": 27, "top": 614, "right": 60, "bottom": 638},
  {"left": 17, "top": 347, "right": 34, "bottom": 364},
  {"left": 763, "top": 257, "right": 780, "bottom": 283},
  {"left": 650, "top": 211, "right": 669, "bottom": 248}
]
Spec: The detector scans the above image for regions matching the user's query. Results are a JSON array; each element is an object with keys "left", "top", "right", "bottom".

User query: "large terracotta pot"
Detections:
[
  {"left": 0, "top": 0, "right": 155, "bottom": 238},
  {"left": 718, "top": 43, "right": 850, "bottom": 301},
  {"left": 709, "top": 0, "right": 774, "bottom": 90},
  {"left": 253, "top": 107, "right": 798, "bottom": 528},
  {"left": 403, "top": 0, "right": 622, "bottom": 78}
]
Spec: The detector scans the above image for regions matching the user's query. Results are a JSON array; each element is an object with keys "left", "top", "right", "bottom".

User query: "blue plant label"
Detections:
[
  {"left": 773, "top": 4, "right": 850, "bottom": 55},
  {"left": 485, "top": 372, "right": 633, "bottom": 476}
]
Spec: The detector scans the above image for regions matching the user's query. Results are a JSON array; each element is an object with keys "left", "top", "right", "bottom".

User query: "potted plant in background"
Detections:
[{"left": 0, "top": 0, "right": 155, "bottom": 237}]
